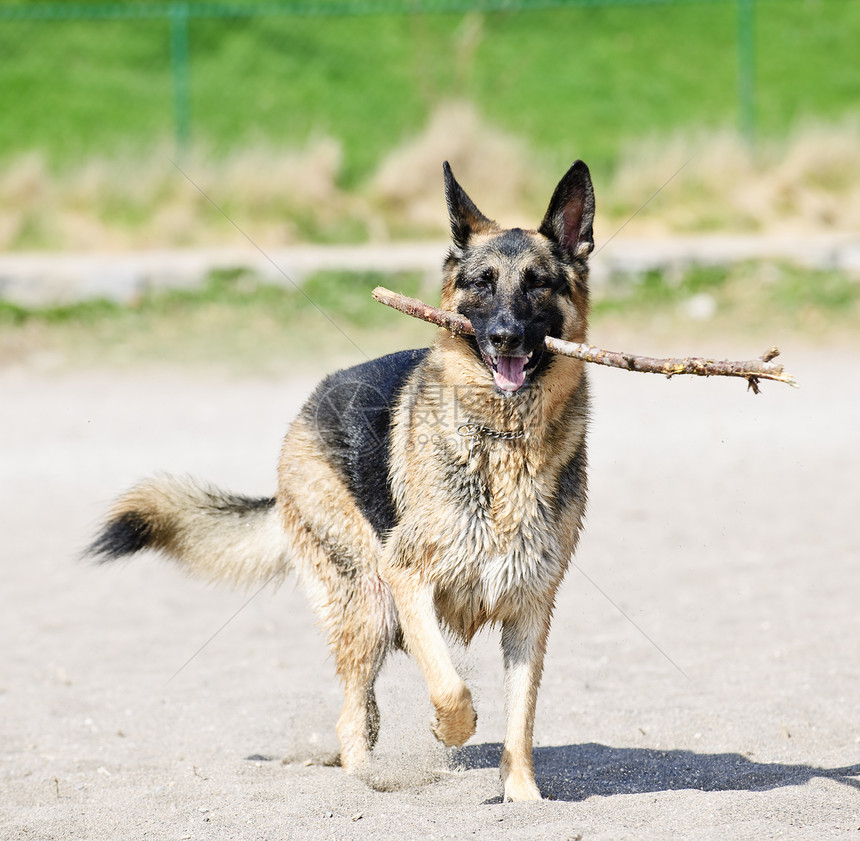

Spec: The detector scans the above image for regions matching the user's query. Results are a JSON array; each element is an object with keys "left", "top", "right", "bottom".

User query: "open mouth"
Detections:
[{"left": 481, "top": 350, "right": 542, "bottom": 393}]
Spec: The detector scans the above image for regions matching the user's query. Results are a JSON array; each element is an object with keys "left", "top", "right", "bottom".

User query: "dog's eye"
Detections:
[
  {"left": 473, "top": 269, "right": 495, "bottom": 292},
  {"left": 525, "top": 271, "right": 548, "bottom": 290}
]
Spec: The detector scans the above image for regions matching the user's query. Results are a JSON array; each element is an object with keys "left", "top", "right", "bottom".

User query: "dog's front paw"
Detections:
[
  {"left": 430, "top": 684, "right": 477, "bottom": 747},
  {"left": 503, "top": 773, "right": 542, "bottom": 802}
]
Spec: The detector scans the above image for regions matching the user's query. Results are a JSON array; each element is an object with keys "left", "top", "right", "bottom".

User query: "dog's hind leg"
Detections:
[
  {"left": 499, "top": 607, "right": 554, "bottom": 802},
  {"left": 278, "top": 418, "right": 396, "bottom": 774},
  {"left": 323, "top": 569, "right": 398, "bottom": 773},
  {"left": 280, "top": 503, "right": 394, "bottom": 773}
]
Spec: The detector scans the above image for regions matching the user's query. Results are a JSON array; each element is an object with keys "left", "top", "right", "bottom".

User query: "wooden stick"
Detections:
[{"left": 371, "top": 286, "right": 797, "bottom": 392}]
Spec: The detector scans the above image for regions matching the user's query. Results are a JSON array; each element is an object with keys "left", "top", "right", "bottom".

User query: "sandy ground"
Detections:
[{"left": 2, "top": 347, "right": 859, "bottom": 840}]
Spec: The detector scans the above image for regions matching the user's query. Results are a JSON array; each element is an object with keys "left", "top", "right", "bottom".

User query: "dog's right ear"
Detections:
[{"left": 443, "top": 161, "right": 494, "bottom": 251}]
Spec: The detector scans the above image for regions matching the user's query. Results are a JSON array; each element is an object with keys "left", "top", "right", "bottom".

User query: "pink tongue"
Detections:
[{"left": 494, "top": 356, "right": 528, "bottom": 392}]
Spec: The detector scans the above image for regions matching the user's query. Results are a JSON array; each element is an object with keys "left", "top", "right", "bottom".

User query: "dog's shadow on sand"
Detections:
[{"left": 454, "top": 743, "right": 860, "bottom": 802}]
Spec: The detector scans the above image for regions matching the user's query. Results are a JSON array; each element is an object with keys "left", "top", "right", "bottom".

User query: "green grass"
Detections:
[
  {"left": 2, "top": 263, "right": 857, "bottom": 373},
  {"left": 0, "top": 266, "right": 431, "bottom": 331},
  {"left": 2, "top": 1, "right": 859, "bottom": 182},
  {"left": 0, "top": 268, "right": 438, "bottom": 372},
  {"left": 592, "top": 262, "right": 860, "bottom": 342},
  {"left": 594, "top": 263, "right": 860, "bottom": 313}
]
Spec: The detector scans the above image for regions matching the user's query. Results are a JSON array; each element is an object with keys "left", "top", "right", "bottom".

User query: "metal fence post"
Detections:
[
  {"left": 736, "top": 0, "right": 756, "bottom": 141},
  {"left": 169, "top": 2, "right": 192, "bottom": 157}
]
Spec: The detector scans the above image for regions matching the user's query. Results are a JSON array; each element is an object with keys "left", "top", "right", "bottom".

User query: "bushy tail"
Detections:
[{"left": 87, "top": 475, "right": 291, "bottom": 588}]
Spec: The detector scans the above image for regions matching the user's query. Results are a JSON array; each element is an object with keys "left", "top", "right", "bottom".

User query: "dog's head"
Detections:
[{"left": 439, "top": 161, "right": 594, "bottom": 394}]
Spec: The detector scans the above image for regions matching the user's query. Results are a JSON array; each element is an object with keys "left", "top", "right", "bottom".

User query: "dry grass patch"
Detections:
[
  {"left": 607, "top": 120, "right": 860, "bottom": 236},
  {"left": 1, "top": 107, "right": 859, "bottom": 251}
]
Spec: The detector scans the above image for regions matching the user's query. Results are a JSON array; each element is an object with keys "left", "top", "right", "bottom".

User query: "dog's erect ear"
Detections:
[
  {"left": 539, "top": 160, "right": 595, "bottom": 260},
  {"left": 443, "top": 161, "right": 494, "bottom": 250}
]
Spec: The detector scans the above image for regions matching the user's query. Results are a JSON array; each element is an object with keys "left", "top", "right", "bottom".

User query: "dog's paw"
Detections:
[
  {"left": 430, "top": 684, "right": 477, "bottom": 747},
  {"left": 336, "top": 717, "right": 372, "bottom": 776},
  {"left": 338, "top": 744, "right": 371, "bottom": 776},
  {"left": 503, "top": 774, "right": 542, "bottom": 802}
]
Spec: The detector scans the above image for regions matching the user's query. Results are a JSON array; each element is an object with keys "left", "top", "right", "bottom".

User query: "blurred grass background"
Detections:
[
  {"left": 1, "top": 0, "right": 858, "bottom": 368},
  {"left": 3, "top": 1, "right": 859, "bottom": 178},
  {"left": 3, "top": 262, "right": 857, "bottom": 374}
]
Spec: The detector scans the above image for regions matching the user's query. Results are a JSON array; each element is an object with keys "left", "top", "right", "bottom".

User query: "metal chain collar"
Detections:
[{"left": 456, "top": 423, "right": 526, "bottom": 441}]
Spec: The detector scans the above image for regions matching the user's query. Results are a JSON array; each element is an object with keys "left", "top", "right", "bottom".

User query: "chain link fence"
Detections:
[
  {"left": 3, "top": 0, "right": 856, "bottom": 171},
  {"left": 1, "top": 0, "right": 858, "bottom": 256}
]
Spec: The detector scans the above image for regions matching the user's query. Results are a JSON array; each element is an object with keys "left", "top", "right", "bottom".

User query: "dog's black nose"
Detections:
[{"left": 488, "top": 325, "right": 525, "bottom": 353}]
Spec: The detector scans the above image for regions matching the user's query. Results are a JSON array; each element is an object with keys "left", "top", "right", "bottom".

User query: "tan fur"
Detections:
[
  {"left": 105, "top": 477, "right": 292, "bottom": 587},
  {"left": 380, "top": 334, "right": 588, "bottom": 800}
]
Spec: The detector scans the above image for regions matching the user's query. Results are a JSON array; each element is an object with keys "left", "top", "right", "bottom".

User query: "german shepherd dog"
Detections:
[{"left": 89, "top": 161, "right": 594, "bottom": 801}]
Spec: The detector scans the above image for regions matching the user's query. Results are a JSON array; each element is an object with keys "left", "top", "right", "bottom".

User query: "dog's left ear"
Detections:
[
  {"left": 539, "top": 160, "right": 595, "bottom": 260},
  {"left": 443, "top": 161, "right": 495, "bottom": 251}
]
